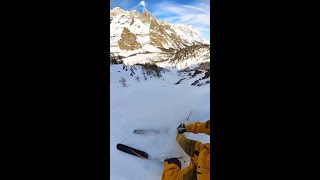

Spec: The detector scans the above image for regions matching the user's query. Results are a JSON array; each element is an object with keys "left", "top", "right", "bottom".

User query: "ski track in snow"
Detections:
[{"left": 110, "top": 64, "right": 210, "bottom": 180}]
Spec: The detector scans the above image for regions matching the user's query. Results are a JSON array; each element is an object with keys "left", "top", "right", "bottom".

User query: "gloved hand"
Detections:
[
  {"left": 177, "top": 124, "right": 186, "bottom": 134},
  {"left": 164, "top": 158, "right": 181, "bottom": 169}
]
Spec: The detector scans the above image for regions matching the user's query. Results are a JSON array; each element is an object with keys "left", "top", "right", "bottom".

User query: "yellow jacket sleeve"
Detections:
[{"left": 185, "top": 120, "right": 210, "bottom": 135}]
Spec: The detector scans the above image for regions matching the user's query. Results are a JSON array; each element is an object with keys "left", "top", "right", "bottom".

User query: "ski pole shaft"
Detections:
[{"left": 186, "top": 111, "right": 192, "bottom": 122}]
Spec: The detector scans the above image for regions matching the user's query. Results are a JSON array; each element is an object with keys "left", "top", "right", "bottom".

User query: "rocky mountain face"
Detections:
[
  {"left": 118, "top": 27, "right": 141, "bottom": 50},
  {"left": 110, "top": 7, "right": 204, "bottom": 50}
]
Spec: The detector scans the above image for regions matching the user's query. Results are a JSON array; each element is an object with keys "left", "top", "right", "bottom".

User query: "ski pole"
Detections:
[{"left": 186, "top": 111, "right": 192, "bottom": 122}]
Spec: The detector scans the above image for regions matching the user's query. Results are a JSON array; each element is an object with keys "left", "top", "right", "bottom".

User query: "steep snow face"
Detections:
[
  {"left": 174, "top": 24, "right": 203, "bottom": 45},
  {"left": 110, "top": 64, "right": 210, "bottom": 180},
  {"left": 110, "top": 7, "right": 204, "bottom": 51}
]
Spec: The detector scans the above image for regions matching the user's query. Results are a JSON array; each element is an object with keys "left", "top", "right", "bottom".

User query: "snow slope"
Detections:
[{"left": 110, "top": 64, "right": 210, "bottom": 180}]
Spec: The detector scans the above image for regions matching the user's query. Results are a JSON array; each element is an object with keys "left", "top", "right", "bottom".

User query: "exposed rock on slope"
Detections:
[{"left": 118, "top": 27, "right": 141, "bottom": 50}]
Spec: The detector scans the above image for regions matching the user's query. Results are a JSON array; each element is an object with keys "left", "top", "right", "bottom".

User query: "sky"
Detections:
[{"left": 110, "top": 0, "right": 210, "bottom": 41}]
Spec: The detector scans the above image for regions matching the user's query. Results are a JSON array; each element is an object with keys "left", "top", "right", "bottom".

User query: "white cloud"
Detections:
[
  {"left": 138, "top": 1, "right": 146, "bottom": 8},
  {"left": 151, "top": 1, "right": 210, "bottom": 39}
]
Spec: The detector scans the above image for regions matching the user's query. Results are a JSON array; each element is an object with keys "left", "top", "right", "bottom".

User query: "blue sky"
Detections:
[{"left": 110, "top": 0, "right": 210, "bottom": 40}]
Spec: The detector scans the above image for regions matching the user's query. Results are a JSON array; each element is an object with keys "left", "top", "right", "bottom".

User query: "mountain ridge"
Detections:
[{"left": 110, "top": 7, "right": 204, "bottom": 51}]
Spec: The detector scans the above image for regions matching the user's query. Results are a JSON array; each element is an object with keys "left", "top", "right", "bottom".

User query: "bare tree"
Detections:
[
  {"left": 119, "top": 77, "right": 127, "bottom": 87},
  {"left": 142, "top": 71, "right": 147, "bottom": 80},
  {"left": 110, "top": 52, "right": 123, "bottom": 64}
]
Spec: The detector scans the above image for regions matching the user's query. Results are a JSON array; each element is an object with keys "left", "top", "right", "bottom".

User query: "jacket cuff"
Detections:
[{"left": 185, "top": 124, "right": 193, "bottom": 133}]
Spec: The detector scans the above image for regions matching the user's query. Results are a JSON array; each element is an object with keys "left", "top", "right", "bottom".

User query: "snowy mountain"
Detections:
[
  {"left": 110, "top": 7, "right": 204, "bottom": 51},
  {"left": 110, "top": 7, "right": 210, "bottom": 74}
]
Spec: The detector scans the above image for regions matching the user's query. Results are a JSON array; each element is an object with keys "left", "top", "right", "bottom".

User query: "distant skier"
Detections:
[{"left": 161, "top": 120, "right": 210, "bottom": 180}]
